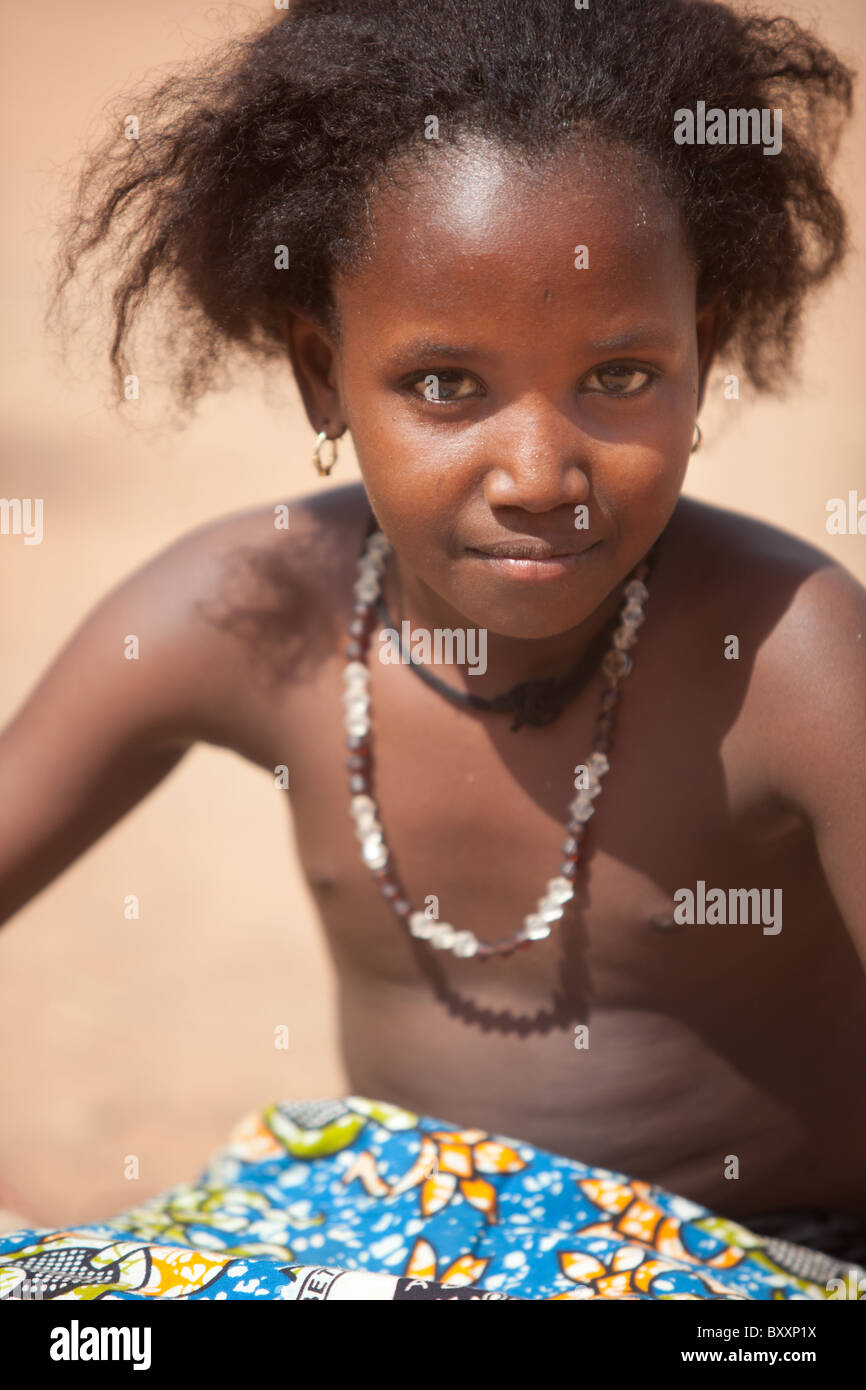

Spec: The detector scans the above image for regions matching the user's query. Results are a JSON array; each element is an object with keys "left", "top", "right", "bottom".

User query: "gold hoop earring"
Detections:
[
  {"left": 313, "top": 430, "right": 339, "bottom": 477},
  {"left": 691, "top": 422, "right": 703, "bottom": 454}
]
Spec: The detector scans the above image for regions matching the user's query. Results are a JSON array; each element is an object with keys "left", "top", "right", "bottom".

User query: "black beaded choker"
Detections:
[{"left": 373, "top": 589, "right": 622, "bottom": 731}]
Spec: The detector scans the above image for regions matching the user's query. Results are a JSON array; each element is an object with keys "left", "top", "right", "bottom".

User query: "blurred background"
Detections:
[{"left": 0, "top": 0, "right": 864, "bottom": 1229}]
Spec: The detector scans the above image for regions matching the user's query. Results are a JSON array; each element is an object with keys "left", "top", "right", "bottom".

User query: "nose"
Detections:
[{"left": 481, "top": 399, "right": 591, "bottom": 514}]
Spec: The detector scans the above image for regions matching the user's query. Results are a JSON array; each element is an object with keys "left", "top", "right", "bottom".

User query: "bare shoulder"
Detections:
[
  {"left": 1, "top": 483, "right": 372, "bottom": 757},
  {"left": 119, "top": 481, "right": 372, "bottom": 739},
  {"left": 664, "top": 493, "right": 865, "bottom": 649},
  {"left": 663, "top": 494, "right": 866, "bottom": 814},
  {"left": 185, "top": 478, "right": 372, "bottom": 647},
  {"left": 155, "top": 479, "right": 370, "bottom": 586}
]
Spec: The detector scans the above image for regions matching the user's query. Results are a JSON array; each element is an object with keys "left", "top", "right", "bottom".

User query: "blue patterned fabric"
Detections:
[{"left": 1, "top": 1096, "right": 861, "bottom": 1300}]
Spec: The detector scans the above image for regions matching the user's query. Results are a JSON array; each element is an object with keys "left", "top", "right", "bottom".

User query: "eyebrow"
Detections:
[
  {"left": 385, "top": 339, "right": 487, "bottom": 368},
  {"left": 588, "top": 325, "right": 681, "bottom": 353},
  {"left": 385, "top": 324, "right": 680, "bottom": 369}
]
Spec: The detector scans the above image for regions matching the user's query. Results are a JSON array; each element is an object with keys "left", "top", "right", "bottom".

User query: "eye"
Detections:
[
  {"left": 583, "top": 364, "right": 657, "bottom": 396},
  {"left": 407, "top": 370, "right": 480, "bottom": 403}
]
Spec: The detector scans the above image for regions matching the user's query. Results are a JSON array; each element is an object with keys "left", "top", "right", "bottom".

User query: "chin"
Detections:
[{"left": 451, "top": 587, "right": 608, "bottom": 641}]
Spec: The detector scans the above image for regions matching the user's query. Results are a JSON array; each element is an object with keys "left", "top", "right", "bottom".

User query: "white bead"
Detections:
[
  {"left": 624, "top": 579, "right": 649, "bottom": 603},
  {"left": 613, "top": 627, "right": 637, "bottom": 651},
  {"left": 343, "top": 703, "right": 369, "bottom": 725},
  {"left": 362, "top": 840, "right": 388, "bottom": 869},
  {"left": 587, "top": 751, "right": 610, "bottom": 777},
  {"left": 537, "top": 900, "right": 565, "bottom": 922},
  {"left": 409, "top": 912, "right": 436, "bottom": 939},
  {"left": 346, "top": 717, "right": 370, "bottom": 738},
  {"left": 430, "top": 923, "right": 457, "bottom": 949},
  {"left": 350, "top": 794, "right": 375, "bottom": 816},
  {"left": 521, "top": 915, "right": 552, "bottom": 940},
  {"left": 343, "top": 699, "right": 370, "bottom": 720},
  {"left": 451, "top": 931, "right": 478, "bottom": 957},
  {"left": 569, "top": 796, "right": 595, "bottom": 823},
  {"left": 354, "top": 816, "right": 381, "bottom": 840},
  {"left": 602, "top": 650, "right": 632, "bottom": 681},
  {"left": 545, "top": 876, "right": 574, "bottom": 904},
  {"left": 343, "top": 662, "right": 369, "bottom": 684}
]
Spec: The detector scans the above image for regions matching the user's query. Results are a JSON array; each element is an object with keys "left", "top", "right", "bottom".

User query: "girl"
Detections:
[{"left": 1, "top": 0, "right": 865, "bottom": 1301}]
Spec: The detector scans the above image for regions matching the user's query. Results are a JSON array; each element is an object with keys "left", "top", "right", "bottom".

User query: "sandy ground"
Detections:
[{"left": 0, "top": 0, "right": 864, "bottom": 1230}]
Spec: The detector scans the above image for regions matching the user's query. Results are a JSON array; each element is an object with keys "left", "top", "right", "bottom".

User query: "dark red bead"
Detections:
[
  {"left": 346, "top": 734, "right": 370, "bottom": 752},
  {"left": 562, "top": 836, "right": 580, "bottom": 859},
  {"left": 560, "top": 860, "right": 578, "bottom": 880},
  {"left": 591, "top": 734, "right": 610, "bottom": 753},
  {"left": 380, "top": 883, "right": 399, "bottom": 901},
  {"left": 347, "top": 753, "right": 370, "bottom": 773},
  {"left": 600, "top": 688, "right": 620, "bottom": 712}
]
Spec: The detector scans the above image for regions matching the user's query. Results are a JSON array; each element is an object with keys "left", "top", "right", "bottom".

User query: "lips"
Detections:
[
  {"left": 466, "top": 539, "right": 594, "bottom": 560},
  {"left": 464, "top": 538, "right": 601, "bottom": 585}
]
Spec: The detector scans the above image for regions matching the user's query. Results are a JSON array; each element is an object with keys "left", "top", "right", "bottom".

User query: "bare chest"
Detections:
[
  {"left": 278, "top": 654, "right": 866, "bottom": 1205},
  {"left": 277, "top": 621, "right": 828, "bottom": 996}
]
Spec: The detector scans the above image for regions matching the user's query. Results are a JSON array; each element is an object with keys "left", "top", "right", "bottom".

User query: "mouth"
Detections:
[{"left": 465, "top": 538, "right": 601, "bottom": 581}]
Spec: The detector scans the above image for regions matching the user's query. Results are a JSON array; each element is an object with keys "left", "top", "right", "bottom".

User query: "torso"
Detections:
[{"left": 217, "top": 485, "right": 866, "bottom": 1220}]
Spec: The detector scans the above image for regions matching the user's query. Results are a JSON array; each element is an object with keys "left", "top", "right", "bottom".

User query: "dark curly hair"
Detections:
[{"left": 54, "top": 0, "right": 855, "bottom": 409}]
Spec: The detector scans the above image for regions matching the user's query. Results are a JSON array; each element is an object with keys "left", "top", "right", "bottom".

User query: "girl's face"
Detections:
[{"left": 298, "top": 140, "right": 717, "bottom": 641}]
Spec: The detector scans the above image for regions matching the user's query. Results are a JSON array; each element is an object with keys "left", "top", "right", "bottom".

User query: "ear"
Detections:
[
  {"left": 284, "top": 312, "right": 345, "bottom": 436},
  {"left": 695, "top": 293, "right": 726, "bottom": 414}
]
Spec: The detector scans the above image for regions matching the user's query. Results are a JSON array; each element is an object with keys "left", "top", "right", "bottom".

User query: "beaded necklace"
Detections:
[{"left": 343, "top": 530, "right": 659, "bottom": 961}]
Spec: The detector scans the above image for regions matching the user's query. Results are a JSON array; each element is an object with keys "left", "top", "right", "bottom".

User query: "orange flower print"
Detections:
[
  {"left": 577, "top": 1178, "right": 750, "bottom": 1271},
  {"left": 545, "top": 1178, "right": 758, "bottom": 1299},
  {"left": 404, "top": 1236, "right": 489, "bottom": 1287},
  {"left": 550, "top": 1243, "right": 730, "bottom": 1300},
  {"left": 342, "top": 1127, "right": 526, "bottom": 1224}
]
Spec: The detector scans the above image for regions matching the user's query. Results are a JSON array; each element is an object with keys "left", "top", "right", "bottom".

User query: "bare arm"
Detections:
[
  {"left": 763, "top": 561, "right": 866, "bottom": 971},
  {"left": 0, "top": 508, "right": 281, "bottom": 928}
]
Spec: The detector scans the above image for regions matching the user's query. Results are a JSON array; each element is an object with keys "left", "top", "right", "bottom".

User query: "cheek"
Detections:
[
  {"left": 351, "top": 408, "right": 471, "bottom": 525},
  {"left": 594, "top": 442, "right": 689, "bottom": 525}
]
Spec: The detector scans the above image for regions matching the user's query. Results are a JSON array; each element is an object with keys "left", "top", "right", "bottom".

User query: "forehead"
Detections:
[{"left": 335, "top": 138, "right": 697, "bottom": 337}]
